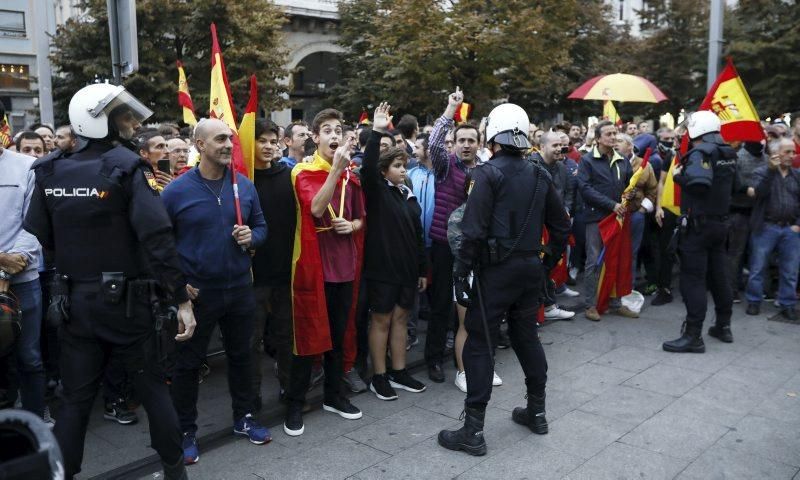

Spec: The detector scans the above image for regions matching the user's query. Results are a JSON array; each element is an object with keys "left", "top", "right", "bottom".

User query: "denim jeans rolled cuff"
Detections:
[
  {"left": 10, "top": 279, "right": 46, "bottom": 417},
  {"left": 745, "top": 223, "right": 800, "bottom": 307}
]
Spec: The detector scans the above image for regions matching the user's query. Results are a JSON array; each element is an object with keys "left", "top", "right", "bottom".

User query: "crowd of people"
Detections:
[{"left": 1, "top": 85, "right": 799, "bottom": 478}]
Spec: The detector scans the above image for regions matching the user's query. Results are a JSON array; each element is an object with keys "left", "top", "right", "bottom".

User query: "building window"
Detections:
[
  {"left": 0, "top": 10, "right": 26, "bottom": 38},
  {"left": 0, "top": 64, "right": 30, "bottom": 90}
]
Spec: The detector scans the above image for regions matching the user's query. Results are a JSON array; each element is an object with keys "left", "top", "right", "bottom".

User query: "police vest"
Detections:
[
  {"left": 681, "top": 142, "right": 737, "bottom": 216},
  {"left": 33, "top": 143, "right": 147, "bottom": 281},
  {"left": 483, "top": 153, "right": 550, "bottom": 254}
]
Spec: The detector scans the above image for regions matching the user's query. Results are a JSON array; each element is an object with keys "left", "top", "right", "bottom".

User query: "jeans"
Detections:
[
  {"left": 583, "top": 222, "right": 621, "bottom": 309},
  {"left": 745, "top": 223, "right": 800, "bottom": 308},
  {"left": 9, "top": 279, "right": 46, "bottom": 417},
  {"left": 171, "top": 287, "right": 256, "bottom": 433},
  {"left": 630, "top": 211, "right": 645, "bottom": 283}
]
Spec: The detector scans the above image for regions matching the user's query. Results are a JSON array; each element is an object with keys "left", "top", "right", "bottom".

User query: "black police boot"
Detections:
[
  {"left": 707, "top": 323, "right": 733, "bottom": 343},
  {"left": 162, "top": 458, "right": 189, "bottom": 480},
  {"left": 512, "top": 393, "right": 548, "bottom": 434},
  {"left": 662, "top": 321, "right": 705, "bottom": 353},
  {"left": 437, "top": 405, "right": 487, "bottom": 456}
]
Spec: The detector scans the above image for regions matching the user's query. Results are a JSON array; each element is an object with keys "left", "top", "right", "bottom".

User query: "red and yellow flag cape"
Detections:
[{"left": 291, "top": 153, "right": 365, "bottom": 356}]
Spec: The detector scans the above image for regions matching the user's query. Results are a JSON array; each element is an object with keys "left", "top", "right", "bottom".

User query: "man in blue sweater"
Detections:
[{"left": 162, "top": 119, "right": 270, "bottom": 465}]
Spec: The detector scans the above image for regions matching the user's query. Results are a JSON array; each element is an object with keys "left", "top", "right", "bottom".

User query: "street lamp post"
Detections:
[{"left": 707, "top": 0, "right": 724, "bottom": 89}]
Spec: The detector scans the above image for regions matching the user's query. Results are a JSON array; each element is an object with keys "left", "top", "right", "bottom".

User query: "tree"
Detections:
[
  {"left": 724, "top": 0, "right": 800, "bottom": 117},
  {"left": 50, "top": 0, "right": 289, "bottom": 125},
  {"left": 330, "top": 0, "right": 589, "bottom": 123}
]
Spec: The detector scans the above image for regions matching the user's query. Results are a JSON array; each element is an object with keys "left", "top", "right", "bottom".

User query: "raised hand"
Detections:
[
  {"left": 332, "top": 137, "right": 353, "bottom": 173},
  {"left": 449, "top": 86, "right": 464, "bottom": 107},
  {"left": 372, "top": 102, "right": 393, "bottom": 133}
]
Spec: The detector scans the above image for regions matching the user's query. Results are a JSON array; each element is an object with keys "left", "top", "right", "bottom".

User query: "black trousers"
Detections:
[
  {"left": 679, "top": 220, "right": 733, "bottom": 328},
  {"left": 726, "top": 211, "right": 752, "bottom": 295},
  {"left": 644, "top": 209, "right": 677, "bottom": 290},
  {"left": 55, "top": 284, "right": 182, "bottom": 478},
  {"left": 171, "top": 287, "right": 256, "bottom": 433},
  {"left": 286, "top": 282, "right": 352, "bottom": 407},
  {"left": 463, "top": 256, "right": 548, "bottom": 408},
  {"left": 252, "top": 285, "right": 293, "bottom": 394},
  {"left": 425, "top": 241, "right": 455, "bottom": 366}
]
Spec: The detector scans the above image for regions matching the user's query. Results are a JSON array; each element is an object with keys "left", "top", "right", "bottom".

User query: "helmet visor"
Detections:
[{"left": 89, "top": 88, "right": 153, "bottom": 124}]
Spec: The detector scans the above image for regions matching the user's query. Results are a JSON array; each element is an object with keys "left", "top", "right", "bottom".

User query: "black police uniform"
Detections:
[
  {"left": 663, "top": 134, "right": 738, "bottom": 353},
  {"left": 438, "top": 148, "right": 570, "bottom": 456},
  {"left": 23, "top": 140, "right": 189, "bottom": 477}
]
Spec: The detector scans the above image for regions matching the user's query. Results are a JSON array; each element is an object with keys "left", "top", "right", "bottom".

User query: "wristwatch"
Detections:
[{"left": 0, "top": 270, "right": 11, "bottom": 281}]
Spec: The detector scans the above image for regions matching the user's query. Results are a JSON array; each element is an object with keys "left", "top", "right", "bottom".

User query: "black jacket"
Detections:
[
  {"left": 361, "top": 131, "right": 427, "bottom": 287},
  {"left": 532, "top": 152, "right": 573, "bottom": 215},
  {"left": 252, "top": 163, "right": 296, "bottom": 287},
  {"left": 576, "top": 147, "right": 633, "bottom": 223},
  {"left": 748, "top": 165, "right": 800, "bottom": 232}
]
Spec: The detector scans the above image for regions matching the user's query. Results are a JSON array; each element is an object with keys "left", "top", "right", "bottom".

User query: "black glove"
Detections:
[{"left": 453, "top": 259, "right": 472, "bottom": 308}]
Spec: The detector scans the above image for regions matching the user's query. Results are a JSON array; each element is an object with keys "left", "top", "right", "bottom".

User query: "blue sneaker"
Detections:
[
  {"left": 182, "top": 432, "right": 199, "bottom": 465},
  {"left": 234, "top": 414, "right": 272, "bottom": 445}
]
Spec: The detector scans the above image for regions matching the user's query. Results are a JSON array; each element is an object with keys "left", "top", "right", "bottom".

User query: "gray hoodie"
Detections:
[{"left": 0, "top": 148, "right": 41, "bottom": 284}]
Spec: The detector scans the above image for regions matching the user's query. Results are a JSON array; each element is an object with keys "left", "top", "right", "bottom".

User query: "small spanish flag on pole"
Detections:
[
  {"left": 0, "top": 113, "right": 11, "bottom": 148},
  {"left": 209, "top": 22, "right": 247, "bottom": 177},
  {"left": 453, "top": 102, "right": 472, "bottom": 123},
  {"left": 176, "top": 61, "right": 197, "bottom": 127},
  {"left": 358, "top": 109, "right": 370, "bottom": 125},
  {"left": 238, "top": 75, "right": 258, "bottom": 181},
  {"left": 603, "top": 100, "right": 621, "bottom": 126}
]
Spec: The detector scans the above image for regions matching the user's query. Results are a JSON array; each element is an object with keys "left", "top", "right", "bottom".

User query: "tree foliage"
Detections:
[
  {"left": 50, "top": 0, "right": 289, "bottom": 125},
  {"left": 724, "top": 0, "right": 800, "bottom": 117}
]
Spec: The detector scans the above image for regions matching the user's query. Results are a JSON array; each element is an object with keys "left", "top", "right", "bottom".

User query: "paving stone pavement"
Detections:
[{"left": 80, "top": 293, "right": 800, "bottom": 480}]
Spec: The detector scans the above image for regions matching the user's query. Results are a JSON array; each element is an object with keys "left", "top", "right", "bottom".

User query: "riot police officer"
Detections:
[
  {"left": 23, "top": 83, "right": 197, "bottom": 480},
  {"left": 437, "top": 104, "right": 570, "bottom": 456},
  {"left": 663, "top": 111, "right": 737, "bottom": 353}
]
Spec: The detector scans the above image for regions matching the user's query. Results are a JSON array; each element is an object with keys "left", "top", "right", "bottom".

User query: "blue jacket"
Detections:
[
  {"left": 162, "top": 167, "right": 267, "bottom": 290},
  {"left": 577, "top": 146, "right": 633, "bottom": 223},
  {"left": 408, "top": 163, "right": 436, "bottom": 247}
]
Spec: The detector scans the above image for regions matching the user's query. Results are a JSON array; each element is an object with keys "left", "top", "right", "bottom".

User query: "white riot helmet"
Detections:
[
  {"left": 686, "top": 110, "right": 721, "bottom": 140},
  {"left": 485, "top": 103, "right": 530, "bottom": 151},
  {"left": 68, "top": 84, "right": 153, "bottom": 140}
]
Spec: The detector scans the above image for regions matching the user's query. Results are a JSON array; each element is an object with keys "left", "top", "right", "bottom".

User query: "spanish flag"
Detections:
[
  {"left": 176, "top": 61, "right": 197, "bottom": 127},
  {"left": 238, "top": 75, "right": 258, "bottom": 180},
  {"left": 603, "top": 100, "right": 622, "bottom": 126},
  {"left": 660, "top": 134, "right": 688, "bottom": 216},
  {"left": 358, "top": 110, "right": 370, "bottom": 125},
  {"left": 453, "top": 102, "right": 472, "bottom": 123},
  {"left": 209, "top": 23, "right": 247, "bottom": 177},
  {"left": 290, "top": 153, "right": 365, "bottom": 356},
  {"left": 699, "top": 58, "right": 765, "bottom": 142},
  {"left": 595, "top": 149, "right": 651, "bottom": 313},
  {"left": 0, "top": 114, "right": 11, "bottom": 148}
]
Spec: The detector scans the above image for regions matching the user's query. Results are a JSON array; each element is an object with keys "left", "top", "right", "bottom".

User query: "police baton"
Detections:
[{"left": 472, "top": 272, "right": 495, "bottom": 369}]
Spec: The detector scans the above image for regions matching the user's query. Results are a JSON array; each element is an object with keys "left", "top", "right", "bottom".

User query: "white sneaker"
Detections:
[
  {"left": 544, "top": 305, "right": 575, "bottom": 320},
  {"left": 557, "top": 286, "right": 580, "bottom": 298},
  {"left": 454, "top": 371, "right": 467, "bottom": 393},
  {"left": 492, "top": 371, "right": 503, "bottom": 386}
]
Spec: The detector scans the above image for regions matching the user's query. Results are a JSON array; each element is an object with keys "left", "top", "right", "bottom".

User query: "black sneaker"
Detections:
[
  {"left": 283, "top": 406, "right": 304, "bottom": 436},
  {"left": 651, "top": 288, "right": 673, "bottom": 306},
  {"left": 388, "top": 369, "right": 427, "bottom": 393},
  {"left": 781, "top": 307, "right": 798, "bottom": 321},
  {"left": 370, "top": 373, "right": 399, "bottom": 401},
  {"left": 104, "top": 400, "right": 138, "bottom": 425},
  {"left": 746, "top": 303, "right": 760, "bottom": 316},
  {"left": 323, "top": 396, "right": 363, "bottom": 419}
]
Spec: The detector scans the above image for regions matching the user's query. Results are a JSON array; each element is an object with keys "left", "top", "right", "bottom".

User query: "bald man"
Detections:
[{"left": 161, "top": 118, "right": 272, "bottom": 457}]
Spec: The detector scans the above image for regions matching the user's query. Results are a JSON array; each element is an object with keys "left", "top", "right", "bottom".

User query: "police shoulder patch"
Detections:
[{"left": 143, "top": 170, "right": 159, "bottom": 191}]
